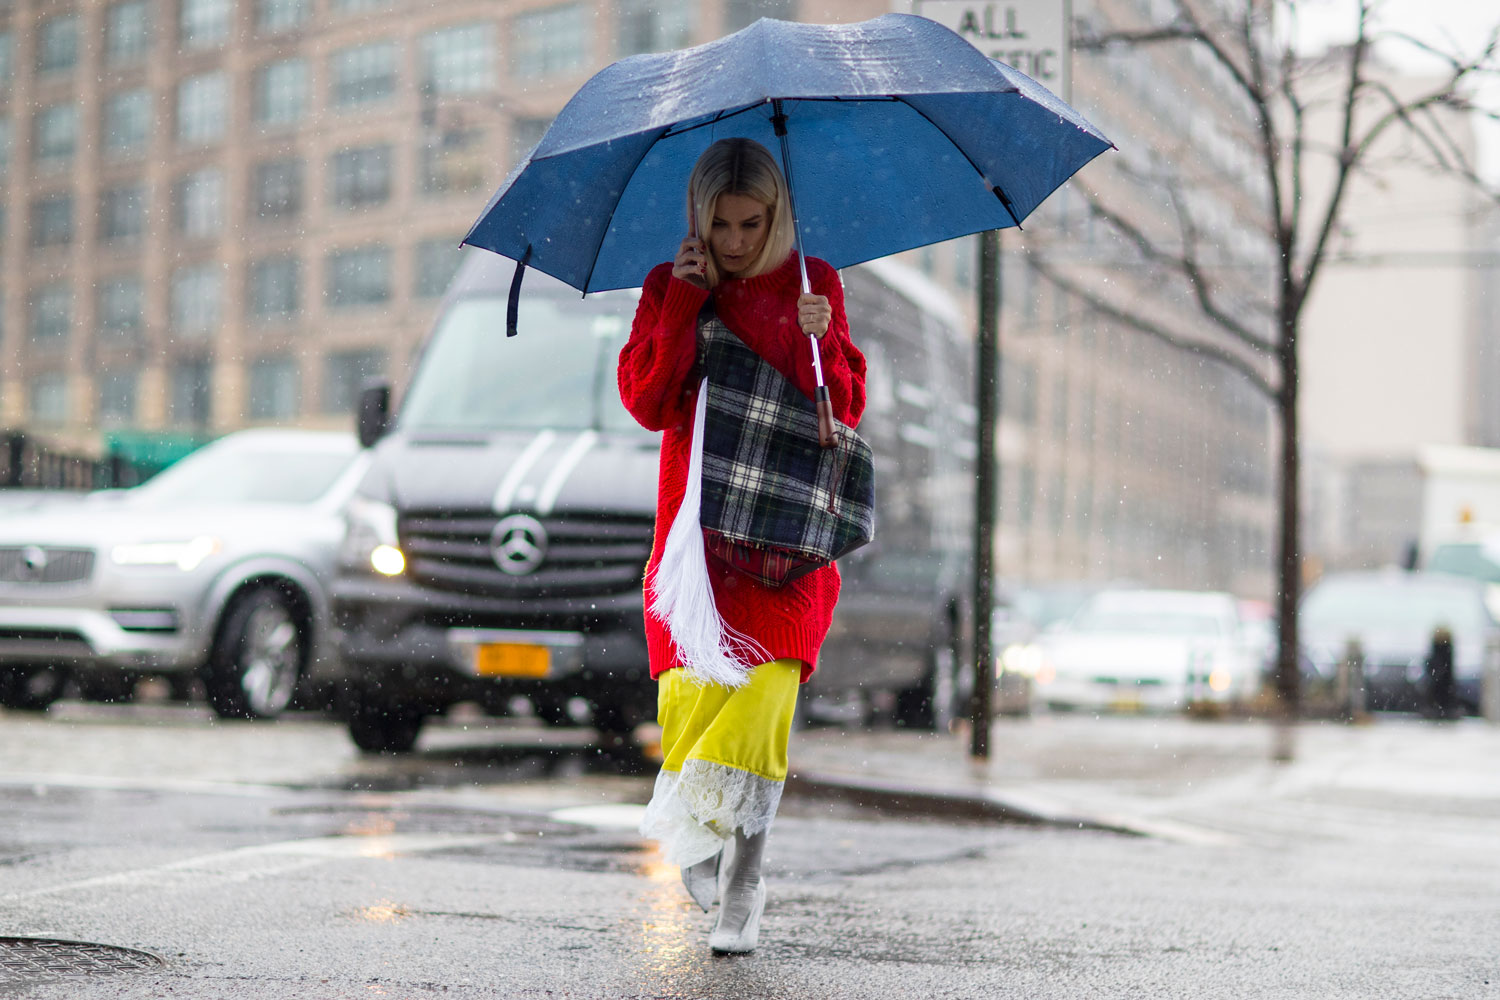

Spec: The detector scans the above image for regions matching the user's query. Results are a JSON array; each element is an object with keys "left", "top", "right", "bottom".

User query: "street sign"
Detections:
[{"left": 913, "top": 0, "right": 1071, "bottom": 100}]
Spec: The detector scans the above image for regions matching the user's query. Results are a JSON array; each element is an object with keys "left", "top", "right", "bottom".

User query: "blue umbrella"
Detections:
[{"left": 463, "top": 13, "right": 1112, "bottom": 298}]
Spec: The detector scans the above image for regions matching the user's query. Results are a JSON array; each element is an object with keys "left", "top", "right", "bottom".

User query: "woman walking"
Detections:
[{"left": 617, "top": 137, "right": 866, "bottom": 953}]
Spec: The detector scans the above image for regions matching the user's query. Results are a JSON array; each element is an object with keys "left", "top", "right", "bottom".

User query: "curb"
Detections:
[{"left": 783, "top": 770, "right": 1143, "bottom": 837}]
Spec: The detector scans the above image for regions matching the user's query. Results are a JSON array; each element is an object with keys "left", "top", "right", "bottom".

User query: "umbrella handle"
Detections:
[{"left": 774, "top": 99, "right": 836, "bottom": 450}]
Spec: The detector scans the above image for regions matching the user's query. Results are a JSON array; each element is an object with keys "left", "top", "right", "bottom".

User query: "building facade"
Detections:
[{"left": 0, "top": 0, "right": 1276, "bottom": 596}]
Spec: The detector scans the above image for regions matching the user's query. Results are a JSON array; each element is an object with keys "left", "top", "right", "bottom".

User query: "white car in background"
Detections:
[
  {"left": 1004, "top": 589, "right": 1261, "bottom": 712},
  {"left": 0, "top": 430, "right": 365, "bottom": 719}
]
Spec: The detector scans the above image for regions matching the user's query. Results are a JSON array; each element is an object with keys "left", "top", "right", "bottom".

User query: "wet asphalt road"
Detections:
[{"left": 2, "top": 702, "right": 1498, "bottom": 998}]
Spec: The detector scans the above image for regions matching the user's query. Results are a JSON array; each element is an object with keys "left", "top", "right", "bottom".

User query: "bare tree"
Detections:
[{"left": 1044, "top": 0, "right": 1500, "bottom": 739}]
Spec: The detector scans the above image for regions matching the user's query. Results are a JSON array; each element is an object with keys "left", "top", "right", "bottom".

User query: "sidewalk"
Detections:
[{"left": 785, "top": 713, "right": 1500, "bottom": 842}]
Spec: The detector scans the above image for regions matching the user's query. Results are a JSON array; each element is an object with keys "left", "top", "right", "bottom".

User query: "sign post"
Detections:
[{"left": 912, "top": 1, "right": 1071, "bottom": 759}]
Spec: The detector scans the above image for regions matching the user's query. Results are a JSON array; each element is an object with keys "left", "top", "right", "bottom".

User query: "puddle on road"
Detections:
[{"left": 320, "top": 741, "right": 654, "bottom": 794}]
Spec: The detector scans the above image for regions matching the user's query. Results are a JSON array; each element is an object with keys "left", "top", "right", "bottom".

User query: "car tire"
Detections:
[
  {"left": 204, "top": 587, "right": 307, "bottom": 721},
  {"left": 0, "top": 664, "right": 69, "bottom": 712},
  {"left": 346, "top": 688, "right": 425, "bottom": 754},
  {"left": 590, "top": 691, "right": 646, "bottom": 742},
  {"left": 75, "top": 672, "right": 137, "bottom": 705}
]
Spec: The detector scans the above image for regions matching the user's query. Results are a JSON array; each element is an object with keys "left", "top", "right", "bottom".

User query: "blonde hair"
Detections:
[{"left": 687, "top": 138, "right": 795, "bottom": 287}]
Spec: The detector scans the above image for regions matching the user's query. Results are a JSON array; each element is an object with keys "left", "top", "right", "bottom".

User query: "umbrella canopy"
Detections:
[{"left": 462, "top": 13, "right": 1113, "bottom": 294}]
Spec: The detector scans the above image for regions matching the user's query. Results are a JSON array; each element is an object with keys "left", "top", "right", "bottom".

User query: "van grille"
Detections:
[
  {"left": 0, "top": 547, "right": 95, "bottom": 585},
  {"left": 399, "top": 511, "right": 654, "bottom": 597}
]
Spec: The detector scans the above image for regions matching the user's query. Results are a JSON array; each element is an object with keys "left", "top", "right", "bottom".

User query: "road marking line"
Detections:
[{"left": 2, "top": 833, "right": 502, "bottom": 901}]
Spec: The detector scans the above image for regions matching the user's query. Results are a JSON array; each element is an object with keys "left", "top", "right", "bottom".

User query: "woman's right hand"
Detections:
[{"left": 673, "top": 237, "right": 708, "bottom": 287}]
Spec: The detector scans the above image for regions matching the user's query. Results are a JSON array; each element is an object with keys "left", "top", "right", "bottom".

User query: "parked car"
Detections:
[
  {"left": 1004, "top": 588, "right": 1261, "bottom": 712},
  {"left": 1299, "top": 568, "right": 1498, "bottom": 713},
  {"left": 331, "top": 251, "right": 974, "bottom": 752},
  {"left": 0, "top": 430, "right": 365, "bottom": 718}
]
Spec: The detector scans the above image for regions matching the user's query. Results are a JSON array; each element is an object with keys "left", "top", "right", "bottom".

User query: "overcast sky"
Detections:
[{"left": 1294, "top": 0, "right": 1500, "bottom": 175}]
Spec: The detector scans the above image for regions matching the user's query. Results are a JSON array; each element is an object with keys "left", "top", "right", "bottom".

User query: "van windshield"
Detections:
[{"left": 398, "top": 293, "right": 648, "bottom": 436}]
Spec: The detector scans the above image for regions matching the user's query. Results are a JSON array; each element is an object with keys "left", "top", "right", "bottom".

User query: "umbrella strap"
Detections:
[{"left": 506, "top": 244, "right": 533, "bottom": 338}]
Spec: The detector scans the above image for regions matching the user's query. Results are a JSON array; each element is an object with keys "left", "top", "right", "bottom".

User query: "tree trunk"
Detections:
[{"left": 1274, "top": 309, "right": 1301, "bottom": 759}]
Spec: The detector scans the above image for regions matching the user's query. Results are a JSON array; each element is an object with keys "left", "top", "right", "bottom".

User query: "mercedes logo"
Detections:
[
  {"left": 17, "top": 546, "right": 48, "bottom": 583},
  {"left": 490, "top": 514, "right": 548, "bottom": 576}
]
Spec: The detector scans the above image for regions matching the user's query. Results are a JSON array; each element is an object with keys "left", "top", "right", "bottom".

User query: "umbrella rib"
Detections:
[
  {"left": 580, "top": 130, "right": 672, "bottom": 295},
  {"left": 892, "top": 96, "right": 1024, "bottom": 229}
]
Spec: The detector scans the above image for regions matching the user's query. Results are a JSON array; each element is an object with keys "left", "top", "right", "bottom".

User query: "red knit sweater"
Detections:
[{"left": 617, "top": 252, "right": 867, "bottom": 682}]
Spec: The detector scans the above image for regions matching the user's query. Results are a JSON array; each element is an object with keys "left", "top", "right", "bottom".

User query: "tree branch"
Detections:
[
  {"left": 1029, "top": 255, "right": 1278, "bottom": 399},
  {"left": 1079, "top": 187, "right": 1278, "bottom": 356}
]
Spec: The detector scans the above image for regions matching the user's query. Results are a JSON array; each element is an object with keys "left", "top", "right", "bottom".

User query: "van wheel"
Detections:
[
  {"left": 76, "top": 672, "right": 136, "bottom": 704},
  {"left": 0, "top": 664, "right": 68, "bottom": 711},
  {"left": 204, "top": 588, "right": 306, "bottom": 720},
  {"left": 347, "top": 689, "right": 425, "bottom": 754},
  {"left": 591, "top": 693, "right": 645, "bottom": 742},
  {"left": 895, "top": 637, "right": 959, "bottom": 731}
]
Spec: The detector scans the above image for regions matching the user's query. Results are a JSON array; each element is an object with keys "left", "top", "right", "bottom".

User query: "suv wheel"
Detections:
[
  {"left": 347, "top": 688, "right": 425, "bottom": 754},
  {"left": 204, "top": 587, "right": 307, "bottom": 720},
  {"left": 0, "top": 665, "right": 69, "bottom": 711}
]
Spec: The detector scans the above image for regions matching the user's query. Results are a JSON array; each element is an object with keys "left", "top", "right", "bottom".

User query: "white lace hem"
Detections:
[{"left": 639, "top": 760, "right": 784, "bottom": 868}]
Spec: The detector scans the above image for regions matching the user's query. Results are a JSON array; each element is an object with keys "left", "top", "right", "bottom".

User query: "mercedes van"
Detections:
[{"left": 331, "top": 252, "right": 973, "bottom": 752}]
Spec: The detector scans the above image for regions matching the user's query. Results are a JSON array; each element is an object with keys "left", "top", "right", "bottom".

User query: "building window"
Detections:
[
  {"left": 331, "top": 0, "right": 393, "bottom": 11},
  {"left": 99, "top": 184, "right": 146, "bottom": 242},
  {"left": 36, "top": 15, "right": 79, "bottom": 74},
  {"left": 33, "top": 105, "right": 78, "bottom": 165},
  {"left": 177, "top": 71, "right": 228, "bottom": 146},
  {"left": 420, "top": 23, "right": 495, "bottom": 96},
  {"left": 0, "top": 32, "right": 13, "bottom": 81},
  {"left": 180, "top": 0, "right": 232, "bottom": 50},
  {"left": 248, "top": 356, "right": 300, "bottom": 420},
  {"left": 30, "top": 284, "right": 71, "bottom": 343},
  {"left": 173, "top": 168, "right": 224, "bottom": 238},
  {"left": 724, "top": 0, "right": 795, "bottom": 33},
  {"left": 330, "top": 41, "right": 398, "bottom": 108},
  {"left": 0, "top": 118, "right": 10, "bottom": 178},
  {"left": 170, "top": 265, "right": 222, "bottom": 336},
  {"left": 29, "top": 373, "right": 69, "bottom": 426},
  {"left": 421, "top": 128, "right": 486, "bottom": 195},
  {"left": 253, "top": 58, "right": 308, "bottom": 127},
  {"left": 255, "top": 0, "right": 308, "bottom": 33},
  {"left": 247, "top": 255, "right": 300, "bottom": 322},
  {"left": 323, "top": 348, "right": 385, "bottom": 414},
  {"left": 250, "top": 157, "right": 302, "bottom": 222},
  {"left": 30, "top": 194, "right": 72, "bottom": 248},
  {"left": 98, "top": 276, "right": 144, "bottom": 341},
  {"left": 326, "top": 246, "right": 391, "bottom": 308},
  {"left": 169, "top": 359, "right": 213, "bottom": 428},
  {"left": 617, "top": 0, "right": 694, "bottom": 56},
  {"left": 99, "top": 369, "right": 138, "bottom": 426},
  {"left": 329, "top": 145, "right": 392, "bottom": 209},
  {"left": 512, "top": 5, "right": 588, "bottom": 80},
  {"left": 106, "top": 1, "right": 151, "bottom": 64},
  {"left": 102, "top": 90, "right": 152, "bottom": 157},
  {"left": 414, "top": 238, "right": 464, "bottom": 298}
]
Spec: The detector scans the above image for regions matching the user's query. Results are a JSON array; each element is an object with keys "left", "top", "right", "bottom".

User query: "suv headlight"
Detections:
[
  {"left": 341, "top": 497, "right": 405, "bottom": 576},
  {"left": 111, "top": 536, "right": 221, "bottom": 571}
]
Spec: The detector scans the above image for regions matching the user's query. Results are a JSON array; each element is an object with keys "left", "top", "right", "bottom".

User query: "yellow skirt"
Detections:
[{"left": 639, "top": 659, "right": 801, "bottom": 867}]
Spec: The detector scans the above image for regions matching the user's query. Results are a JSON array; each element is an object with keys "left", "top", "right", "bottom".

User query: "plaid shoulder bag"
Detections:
[{"left": 695, "top": 308, "right": 876, "bottom": 588}]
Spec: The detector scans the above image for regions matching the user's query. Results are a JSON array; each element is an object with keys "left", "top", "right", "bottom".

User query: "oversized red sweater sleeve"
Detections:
[
  {"left": 617, "top": 263, "right": 709, "bottom": 432},
  {"left": 808, "top": 258, "right": 866, "bottom": 428}
]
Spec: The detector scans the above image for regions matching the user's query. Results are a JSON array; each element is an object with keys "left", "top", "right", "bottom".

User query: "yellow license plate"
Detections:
[
  {"left": 1109, "top": 695, "right": 1144, "bottom": 713},
  {"left": 475, "top": 643, "right": 551, "bottom": 678}
]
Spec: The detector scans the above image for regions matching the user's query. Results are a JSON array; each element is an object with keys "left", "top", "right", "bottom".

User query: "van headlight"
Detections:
[
  {"left": 111, "top": 536, "right": 221, "bottom": 571},
  {"left": 1000, "top": 643, "right": 1053, "bottom": 684},
  {"left": 341, "top": 497, "right": 404, "bottom": 576}
]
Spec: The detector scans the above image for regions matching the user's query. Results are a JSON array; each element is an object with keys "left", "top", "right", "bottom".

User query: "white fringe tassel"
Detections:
[{"left": 648, "top": 382, "right": 763, "bottom": 689}]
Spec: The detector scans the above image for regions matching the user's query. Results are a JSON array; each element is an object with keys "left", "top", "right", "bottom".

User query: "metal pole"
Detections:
[{"left": 971, "top": 229, "right": 1001, "bottom": 759}]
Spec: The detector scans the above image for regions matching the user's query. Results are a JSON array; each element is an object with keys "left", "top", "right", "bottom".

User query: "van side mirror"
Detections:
[{"left": 357, "top": 380, "right": 392, "bottom": 448}]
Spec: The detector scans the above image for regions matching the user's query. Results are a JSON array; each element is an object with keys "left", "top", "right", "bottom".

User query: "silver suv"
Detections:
[{"left": 0, "top": 429, "right": 365, "bottom": 718}]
